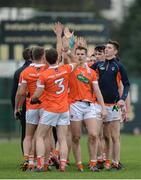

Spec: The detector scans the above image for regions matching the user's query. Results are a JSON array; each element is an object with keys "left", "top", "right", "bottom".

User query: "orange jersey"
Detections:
[
  {"left": 20, "top": 64, "right": 48, "bottom": 110},
  {"left": 69, "top": 63, "right": 98, "bottom": 104},
  {"left": 37, "top": 64, "right": 73, "bottom": 113},
  {"left": 87, "top": 62, "right": 94, "bottom": 67}
]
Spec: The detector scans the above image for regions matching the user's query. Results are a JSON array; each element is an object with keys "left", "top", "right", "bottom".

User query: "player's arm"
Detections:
[
  {"left": 14, "top": 82, "right": 27, "bottom": 120},
  {"left": 62, "top": 26, "right": 76, "bottom": 64},
  {"left": 90, "top": 61, "right": 99, "bottom": 70},
  {"left": 118, "top": 81, "right": 131, "bottom": 121},
  {"left": 92, "top": 81, "right": 107, "bottom": 119},
  {"left": 30, "top": 77, "right": 45, "bottom": 104},
  {"left": 53, "top": 22, "right": 63, "bottom": 63},
  {"left": 62, "top": 36, "right": 72, "bottom": 64},
  {"left": 11, "top": 70, "right": 19, "bottom": 110},
  {"left": 125, "top": 92, "right": 132, "bottom": 121},
  {"left": 64, "top": 49, "right": 80, "bottom": 64},
  {"left": 30, "top": 87, "right": 44, "bottom": 104},
  {"left": 117, "top": 64, "right": 130, "bottom": 108},
  {"left": 118, "top": 81, "right": 131, "bottom": 108}
]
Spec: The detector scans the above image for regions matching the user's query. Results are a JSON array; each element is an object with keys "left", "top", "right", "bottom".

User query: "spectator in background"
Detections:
[{"left": 11, "top": 47, "right": 32, "bottom": 153}]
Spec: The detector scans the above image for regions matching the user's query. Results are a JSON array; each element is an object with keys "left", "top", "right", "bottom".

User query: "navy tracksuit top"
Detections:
[{"left": 90, "top": 58, "right": 130, "bottom": 104}]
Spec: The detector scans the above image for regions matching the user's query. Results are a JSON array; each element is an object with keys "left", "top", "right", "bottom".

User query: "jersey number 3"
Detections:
[{"left": 55, "top": 78, "right": 65, "bottom": 95}]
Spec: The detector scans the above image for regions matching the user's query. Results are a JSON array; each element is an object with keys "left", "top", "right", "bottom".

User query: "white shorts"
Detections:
[
  {"left": 94, "top": 103, "right": 103, "bottom": 120},
  {"left": 26, "top": 109, "right": 43, "bottom": 125},
  {"left": 104, "top": 105, "right": 121, "bottom": 122},
  {"left": 70, "top": 101, "right": 97, "bottom": 121},
  {"left": 39, "top": 110, "right": 70, "bottom": 126}
]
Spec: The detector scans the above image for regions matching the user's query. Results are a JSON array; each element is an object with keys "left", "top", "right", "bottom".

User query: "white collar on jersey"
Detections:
[
  {"left": 48, "top": 65, "right": 59, "bottom": 69},
  {"left": 29, "top": 63, "right": 35, "bottom": 66},
  {"left": 34, "top": 64, "right": 46, "bottom": 67}
]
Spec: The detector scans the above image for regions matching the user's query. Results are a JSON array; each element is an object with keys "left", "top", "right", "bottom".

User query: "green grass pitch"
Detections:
[{"left": 0, "top": 134, "right": 141, "bottom": 179}]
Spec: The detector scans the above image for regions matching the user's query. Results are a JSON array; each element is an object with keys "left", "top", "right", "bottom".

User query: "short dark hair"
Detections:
[
  {"left": 108, "top": 40, "right": 120, "bottom": 51},
  {"left": 29, "top": 46, "right": 35, "bottom": 61},
  {"left": 22, "top": 47, "right": 32, "bottom": 61},
  {"left": 32, "top": 46, "right": 45, "bottom": 61},
  {"left": 45, "top": 48, "right": 58, "bottom": 65},
  {"left": 95, "top": 45, "right": 105, "bottom": 52},
  {"left": 75, "top": 46, "right": 87, "bottom": 54}
]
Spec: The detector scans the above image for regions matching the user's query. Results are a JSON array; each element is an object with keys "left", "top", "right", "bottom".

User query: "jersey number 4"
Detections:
[{"left": 55, "top": 78, "right": 65, "bottom": 95}]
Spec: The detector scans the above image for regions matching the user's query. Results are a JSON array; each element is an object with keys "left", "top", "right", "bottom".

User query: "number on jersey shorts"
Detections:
[
  {"left": 26, "top": 109, "right": 44, "bottom": 125},
  {"left": 70, "top": 101, "right": 97, "bottom": 121},
  {"left": 39, "top": 110, "right": 70, "bottom": 126}
]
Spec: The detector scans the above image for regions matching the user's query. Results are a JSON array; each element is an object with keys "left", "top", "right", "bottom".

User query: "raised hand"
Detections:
[
  {"left": 62, "top": 36, "right": 69, "bottom": 52},
  {"left": 87, "top": 46, "right": 94, "bottom": 57},
  {"left": 64, "top": 26, "right": 74, "bottom": 39},
  {"left": 53, "top": 22, "right": 63, "bottom": 36},
  {"left": 75, "top": 37, "right": 87, "bottom": 48}
]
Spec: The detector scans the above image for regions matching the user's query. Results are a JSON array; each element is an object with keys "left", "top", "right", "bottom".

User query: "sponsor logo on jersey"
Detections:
[{"left": 77, "top": 74, "right": 89, "bottom": 84}]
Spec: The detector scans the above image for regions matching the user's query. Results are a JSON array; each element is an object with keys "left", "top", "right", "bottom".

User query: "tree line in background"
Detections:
[
  {"left": 0, "top": 0, "right": 140, "bottom": 77},
  {"left": 117, "top": 0, "right": 141, "bottom": 77}
]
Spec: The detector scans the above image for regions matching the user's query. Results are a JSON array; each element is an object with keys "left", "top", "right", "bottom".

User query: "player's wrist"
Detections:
[{"left": 17, "top": 106, "right": 22, "bottom": 111}]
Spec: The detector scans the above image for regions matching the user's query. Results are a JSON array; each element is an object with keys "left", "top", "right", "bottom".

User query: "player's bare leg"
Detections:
[
  {"left": 103, "top": 122, "right": 112, "bottom": 170},
  {"left": 84, "top": 118, "right": 99, "bottom": 171},
  {"left": 22, "top": 123, "right": 37, "bottom": 171},
  {"left": 71, "top": 121, "right": 83, "bottom": 171},
  {"left": 35, "top": 124, "right": 52, "bottom": 171},
  {"left": 57, "top": 125, "right": 68, "bottom": 171},
  {"left": 110, "top": 120, "right": 121, "bottom": 169}
]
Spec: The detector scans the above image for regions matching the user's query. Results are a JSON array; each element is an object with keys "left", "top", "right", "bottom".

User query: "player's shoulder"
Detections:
[
  {"left": 91, "top": 68, "right": 97, "bottom": 74},
  {"left": 15, "top": 61, "right": 31, "bottom": 74},
  {"left": 60, "top": 63, "right": 71, "bottom": 68},
  {"left": 21, "top": 66, "right": 34, "bottom": 79},
  {"left": 14, "top": 66, "right": 25, "bottom": 77},
  {"left": 85, "top": 63, "right": 96, "bottom": 73},
  {"left": 56, "top": 64, "right": 72, "bottom": 72},
  {"left": 39, "top": 67, "right": 51, "bottom": 77},
  {"left": 90, "top": 68, "right": 97, "bottom": 79},
  {"left": 113, "top": 58, "right": 125, "bottom": 70},
  {"left": 34, "top": 64, "right": 47, "bottom": 72},
  {"left": 23, "top": 65, "right": 33, "bottom": 73},
  {"left": 90, "top": 61, "right": 104, "bottom": 70}
]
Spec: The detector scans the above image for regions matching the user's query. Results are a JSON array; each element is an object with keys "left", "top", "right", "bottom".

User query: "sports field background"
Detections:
[{"left": 0, "top": 134, "right": 141, "bottom": 179}]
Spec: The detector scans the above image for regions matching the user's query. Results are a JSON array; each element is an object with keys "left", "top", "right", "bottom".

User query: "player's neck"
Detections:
[
  {"left": 49, "top": 63, "right": 58, "bottom": 68},
  {"left": 50, "top": 63, "right": 58, "bottom": 66},
  {"left": 106, "top": 55, "right": 115, "bottom": 60},
  {"left": 34, "top": 59, "right": 45, "bottom": 64}
]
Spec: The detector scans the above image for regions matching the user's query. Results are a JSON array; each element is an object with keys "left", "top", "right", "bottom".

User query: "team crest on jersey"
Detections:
[
  {"left": 77, "top": 74, "right": 89, "bottom": 84},
  {"left": 111, "top": 67, "right": 115, "bottom": 71},
  {"left": 55, "top": 68, "right": 58, "bottom": 72},
  {"left": 99, "top": 65, "right": 105, "bottom": 70}
]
